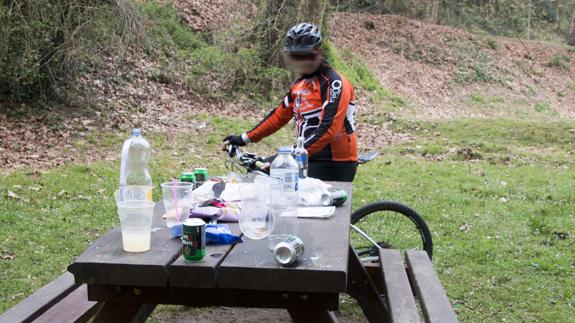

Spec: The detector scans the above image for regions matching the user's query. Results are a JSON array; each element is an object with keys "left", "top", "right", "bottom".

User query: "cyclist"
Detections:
[{"left": 222, "top": 23, "right": 358, "bottom": 182}]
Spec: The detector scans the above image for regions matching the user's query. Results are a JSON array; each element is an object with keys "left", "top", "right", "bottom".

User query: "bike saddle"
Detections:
[{"left": 358, "top": 151, "right": 380, "bottom": 165}]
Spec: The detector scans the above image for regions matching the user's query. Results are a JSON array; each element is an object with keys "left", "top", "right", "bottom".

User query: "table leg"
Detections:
[
  {"left": 287, "top": 305, "right": 339, "bottom": 323},
  {"left": 92, "top": 303, "right": 156, "bottom": 323},
  {"left": 346, "top": 245, "right": 390, "bottom": 323}
]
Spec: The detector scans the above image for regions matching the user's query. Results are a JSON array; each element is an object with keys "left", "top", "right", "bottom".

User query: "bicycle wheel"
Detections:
[{"left": 350, "top": 201, "right": 433, "bottom": 261}]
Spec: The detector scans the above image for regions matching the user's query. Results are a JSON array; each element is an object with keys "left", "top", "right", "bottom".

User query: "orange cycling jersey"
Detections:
[{"left": 244, "top": 61, "right": 358, "bottom": 162}]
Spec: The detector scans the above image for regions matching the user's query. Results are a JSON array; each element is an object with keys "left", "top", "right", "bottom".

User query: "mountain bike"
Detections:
[{"left": 224, "top": 144, "right": 433, "bottom": 261}]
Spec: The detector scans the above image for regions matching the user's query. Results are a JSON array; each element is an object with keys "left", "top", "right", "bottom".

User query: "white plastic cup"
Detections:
[
  {"left": 160, "top": 181, "right": 194, "bottom": 228},
  {"left": 117, "top": 201, "right": 155, "bottom": 252}
]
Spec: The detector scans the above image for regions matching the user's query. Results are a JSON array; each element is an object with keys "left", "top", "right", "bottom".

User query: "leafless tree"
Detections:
[{"left": 567, "top": 2, "right": 575, "bottom": 45}]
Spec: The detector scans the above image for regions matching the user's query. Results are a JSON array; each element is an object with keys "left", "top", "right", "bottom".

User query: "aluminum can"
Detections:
[
  {"left": 179, "top": 172, "right": 196, "bottom": 185},
  {"left": 321, "top": 188, "right": 348, "bottom": 206},
  {"left": 182, "top": 218, "right": 205, "bottom": 262},
  {"left": 273, "top": 236, "right": 304, "bottom": 266},
  {"left": 194, "top": 168, "right": 208, "bottom": 187}
]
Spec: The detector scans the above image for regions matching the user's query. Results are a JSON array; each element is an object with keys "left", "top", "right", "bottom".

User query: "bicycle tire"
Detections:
[{"left": 351, "top": 201, "right": 433, "bottom": 260}]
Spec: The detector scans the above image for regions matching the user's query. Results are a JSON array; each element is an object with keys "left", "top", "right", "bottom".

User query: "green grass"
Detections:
[
  {"left": 352, "top": 156, "right": 574, "bottom": 322},
  {"left": 547, "top": 53, "right": 571, "bottom": 71},
  {"left": 390, "top": 118, "right": 574, "bottom": 166},
  {"left": 1, "top": 117, "right": 575, "bottom": 322}
]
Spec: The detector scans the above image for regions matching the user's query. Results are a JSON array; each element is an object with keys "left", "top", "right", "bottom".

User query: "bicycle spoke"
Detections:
[{"left": 350, "top": 209, "right": 427, "bottom": 261}]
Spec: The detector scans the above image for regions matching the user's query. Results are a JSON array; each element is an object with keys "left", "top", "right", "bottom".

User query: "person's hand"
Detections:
[
  {"left": 221, "top": 134, "right": 246, "bottom": 151},
  {"left": 261, "top": 162, "right": 271, "bottom": 171}
]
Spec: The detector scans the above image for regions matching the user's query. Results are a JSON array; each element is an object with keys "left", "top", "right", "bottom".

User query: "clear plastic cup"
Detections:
[
  {"left": 117, "top": 200, "right": 155, "bottom": 252},
  {"left": 239, "top": 183, "right": 273, "bottom": 240},
  {"left": 160, "top": 181, "right": 194, "bottom": 228}
]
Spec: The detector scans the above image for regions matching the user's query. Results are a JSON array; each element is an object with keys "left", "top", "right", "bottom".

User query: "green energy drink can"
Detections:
[
  {"left": 182, "top": 218, "right": 205, "bottom": 262},
  {"left": 194, "top": 168, "right": 208, "bottom": 187},
  {"left": 179, "top": 172, "right": 196, "bottom": 185},
  {"left": 321, "top": 188, "right": 348, "bottom": 206}
]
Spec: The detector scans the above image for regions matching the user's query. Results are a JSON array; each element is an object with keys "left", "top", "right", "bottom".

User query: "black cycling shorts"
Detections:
[
  {"left": 308, "top": 161, "right": 357, "bottom": 182},
  {"left": 263, "top": 155, "right": 357, "bottom": 182}
]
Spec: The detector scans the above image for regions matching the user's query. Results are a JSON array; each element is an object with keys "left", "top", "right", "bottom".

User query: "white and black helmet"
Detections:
[{"left": 285, "top": 23, "right": 322, "bottom": 52}]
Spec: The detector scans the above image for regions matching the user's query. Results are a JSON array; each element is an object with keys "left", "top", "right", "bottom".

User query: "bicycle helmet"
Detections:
[{"left": 285, "top": 23, "right": 322, "bottom": 52}]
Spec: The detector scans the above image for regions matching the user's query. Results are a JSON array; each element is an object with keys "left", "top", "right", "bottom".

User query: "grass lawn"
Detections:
[{"left": 1, "top": 117, "right": 574, "bottom": 322}]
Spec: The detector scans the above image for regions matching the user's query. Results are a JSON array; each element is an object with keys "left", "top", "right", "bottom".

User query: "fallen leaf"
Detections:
[
  {"left": 1, "top": 250, "right": 15, "bottom": 260},
  {"left": 459, "top": 223, "right": 471, "bottom": 232},
  {"left": 7, "top": 191, "right": 22, "bottom": 200}
]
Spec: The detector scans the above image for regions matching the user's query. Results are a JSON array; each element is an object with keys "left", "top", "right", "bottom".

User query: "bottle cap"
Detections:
[
  {"left": 277, "top": 146, "right": 293, "bottom": 153},
  {"left": 132, "top": 128, "right": 141, "bottom": 137}
]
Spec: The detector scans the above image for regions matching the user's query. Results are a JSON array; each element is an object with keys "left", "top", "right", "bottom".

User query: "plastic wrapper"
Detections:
[
  {"left": 218, "top": 204, "right": 240, "bottom": 222},
  {"left": 189, "top": 206, "right": 221, "bottom": 219},
  {"left": 206, "top": 224, "right": 242, "bottom": 244}
]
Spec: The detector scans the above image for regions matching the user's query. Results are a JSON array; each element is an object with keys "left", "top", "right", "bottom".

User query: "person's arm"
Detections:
[
  {"left": 242, "top": 93, "right": 294, "bottom": 144},
  {"left": 304, "top": 77, "right": 351, "bottom": 154}
]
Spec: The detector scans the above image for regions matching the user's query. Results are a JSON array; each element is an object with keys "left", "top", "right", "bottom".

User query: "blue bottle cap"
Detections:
[{"left": 132, "top": 128, "right": 141, "bottom": 137}]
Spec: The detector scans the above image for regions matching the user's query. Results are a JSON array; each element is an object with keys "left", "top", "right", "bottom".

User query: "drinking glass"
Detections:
[{"left": 239, "top": 183, "right": 273, "bottom": 240}]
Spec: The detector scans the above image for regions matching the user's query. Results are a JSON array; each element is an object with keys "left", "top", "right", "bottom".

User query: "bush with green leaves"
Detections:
[{"left": 0, "top": 0, "right": 144, "bottom": 103}]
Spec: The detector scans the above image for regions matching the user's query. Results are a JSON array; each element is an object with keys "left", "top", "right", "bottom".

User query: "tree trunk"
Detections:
[
  {"left": 297, "top": 0, "right": 326, "bottom": 27},
  {"left": 425, "top": 0, "right": 440, "bottom": 23},
  {"left": 567, "top": 3, "right": 575, "bottom": 46}
]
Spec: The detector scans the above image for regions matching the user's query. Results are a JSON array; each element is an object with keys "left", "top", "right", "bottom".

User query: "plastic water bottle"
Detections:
[
  {"left": 268, "top": 146, "right": 299, "bottom": 249},
  {"left": 119, "top": 129, "right": 153, "bottom": 201},
  {"left": 293, "top": 136, "right": 308, "bottom": 179}
]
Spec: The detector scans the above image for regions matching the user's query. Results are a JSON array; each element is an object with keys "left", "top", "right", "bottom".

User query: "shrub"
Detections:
[
  {"left": 547, "top": 53, "right": 571, "bottom": 71},
  {"left": 0, "top": 0, "right": 143, "bottom": 103}
]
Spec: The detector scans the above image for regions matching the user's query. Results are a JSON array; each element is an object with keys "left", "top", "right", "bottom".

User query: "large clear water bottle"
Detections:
[
  {"left": 119, "top": 129, "right": 153, "bottom": 201},
  {"left": 293, "top": 136, "right": 308, "bottom": 179},
  {"left": 268, "top": 146, "right": 299, "bottom": 249}
]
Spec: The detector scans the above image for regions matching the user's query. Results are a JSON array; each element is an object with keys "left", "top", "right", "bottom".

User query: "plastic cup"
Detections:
[
  {"left": 117, "top": 201, "right": 155, "bottom": 252},
  {"left": 239, "top": 183, "right": 273, "bottom": 240},
  {"left": 160, "top": 181, "right": 194, "bottom": 228}
]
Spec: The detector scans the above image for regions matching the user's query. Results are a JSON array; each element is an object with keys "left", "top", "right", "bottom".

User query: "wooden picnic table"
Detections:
[
  {"left": 3, "top": 180, "right": 458, "bottom": 323},
  {"left": 66, "top": 181, "right": 385, "bottom": 322}
]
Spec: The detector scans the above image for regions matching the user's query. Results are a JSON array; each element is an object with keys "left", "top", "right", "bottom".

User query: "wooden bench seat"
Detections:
[
  {"left": 0, "top": 272, "right": 100, "bottom": 323},
  {"left": 378, "top": 249, "right": 458, "bottom": 323}
]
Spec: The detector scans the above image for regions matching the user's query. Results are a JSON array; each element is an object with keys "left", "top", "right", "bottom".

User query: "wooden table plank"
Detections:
[
  {"left": 33, "top": 285, "right": 101, "bottom": 323},
  {"left": 168, "top": 223, "right": 241, "bottom": 288},
  {"left": 0, "top": 272, "right": 78, "bottom": 323},
  {"left": 68, "top": 203, "right": 182, "bottom": 287},
  {"left": 88, "top": 284, "right": 339, "bottom": 310},
  {"left": 379, "top": 249, "right": 421, "bottom": 323},
  {"left": 406, "top": 250, "right": 459, "bottom": 323},
  {"left": 216, "top": 182, "right": 352, "bottom": 293}
]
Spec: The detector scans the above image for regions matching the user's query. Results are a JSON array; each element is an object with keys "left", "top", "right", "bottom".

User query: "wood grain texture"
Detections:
[
  {"left": 379, "top": 249, "right": 421, "bottom": 323},
  {"left": 33, "top": 285, "right": 101, "bottom": 323},
  {"left": 0, "top": 272, "right": 78, "bottom": 323},
  {"left": 406, "top": 250, "right": 458, "bottom": 323},
  {"left": 216, "top": 182, "right": 352, "bottom": 293},
  {"left": 346, "top": 246, "right": 389, "bottom": 323},
  {"left": 88, "top": 285, "right": 339, "bottom": 310},
  {"left": 168, "top": 223, "right": 241, "bottom": 288},
  {"left": 68, "top": 203, "right": 182, "bottom": 287}
]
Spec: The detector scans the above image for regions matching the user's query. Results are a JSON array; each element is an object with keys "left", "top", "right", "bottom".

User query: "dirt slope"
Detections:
[
  {"left": 3, "top": 7, "right": 575, "bottom": 170},
  {"left": 330, "top": 12, "right": 575, "bottom": 119}
]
